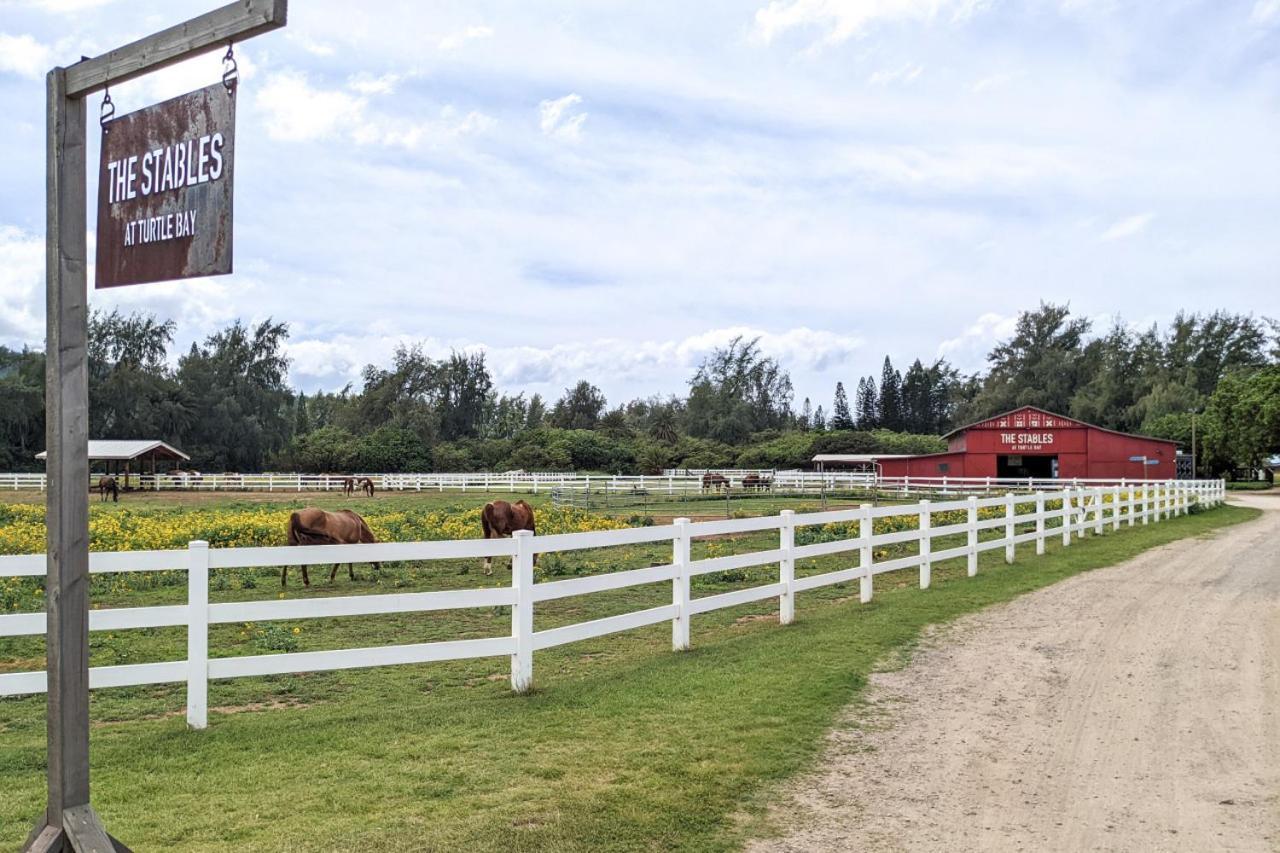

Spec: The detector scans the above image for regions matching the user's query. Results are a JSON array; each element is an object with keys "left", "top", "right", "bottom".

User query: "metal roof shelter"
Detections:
[
  {"left": 36, "top": 439, "right": 189, "bottom": 463},
  {"left": 37, "top": 440, "right": 189, "bottom": 488}
]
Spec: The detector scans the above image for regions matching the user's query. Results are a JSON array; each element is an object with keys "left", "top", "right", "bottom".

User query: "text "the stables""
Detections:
[{"left": 105, "top": 134, "right": 226, "bottom": 204}]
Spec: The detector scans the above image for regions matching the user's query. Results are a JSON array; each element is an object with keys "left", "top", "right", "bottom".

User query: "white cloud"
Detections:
[
  {"left": 868, "top": 63, "right": 924, "bottom": 85},
  {"left": 287, "top": 326, "right": 863, "bottom": 394},
  {"left": 287, "top": 32, "right": 336, "bottom": 57},
  {"left": 754, "top": 0, "right": 990, "bottom": 47},
  {"left": 539, "top": 93, "right": 587, "bottom": 141},
  {"left": 256, "top": 70, "right": 367, "bottom": 142},
  {"left": 438, "top": 25, "right": 494, "bottom": 51},
  {"left": 256, "top": 70, "right": 491, "bottom": 148},
  {"left": 348, "top": 72, "right": 402, "bottom": 96},
  {"left": 937, "top": 312, "right": 1018, "bottom": 370},
  {"left": 11, "top": 0, "right": 113, "bottom": 11},
  {"left": 0, "top": 225, "right": 45, "bottom": 345},
  {"left": 1101, "top": 212, "right": 1154, "bottom": 241},
  {"left": 1251, "top": 0, "right": 1280, "bottom": 25},
  {"left": 0, "top": 33, "right": 52, "bottom": 78}
]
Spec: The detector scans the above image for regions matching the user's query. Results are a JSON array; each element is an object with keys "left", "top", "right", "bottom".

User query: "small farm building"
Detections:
[
  {"left": 849, "top": 406, "right": 1180, "bottom": 480},
  {"left": 37, "top": 439, "right": 189, "bottom": 483}
]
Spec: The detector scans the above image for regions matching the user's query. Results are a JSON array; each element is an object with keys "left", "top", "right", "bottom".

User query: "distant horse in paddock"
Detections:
[
  {"left": 480, "top": 499, "right": 536, "bottom": 575},
  {"left": 284, "top": 508, "right": 380, "bottom": 586},
  {"left": 97, "top": 476, "right": 119, "bottom": 503},
  {"left": 742, "top": 474, "right": 773, "bottom": 493},
  {"left": 702, "top": 472, "right": 730, "bottom": 493},
  {"left": 341, "top": 477, "right": 355, "bottom": 497},
  {"left": 358, "top": 477, "right": 375, "bottom": 497}
]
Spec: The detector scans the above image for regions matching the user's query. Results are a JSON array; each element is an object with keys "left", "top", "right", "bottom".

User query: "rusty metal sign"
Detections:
[{"left": 95, "top": 82, "right": 235, "bottom": 288}]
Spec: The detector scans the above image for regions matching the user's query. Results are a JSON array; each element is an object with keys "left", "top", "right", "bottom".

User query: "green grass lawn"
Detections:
[{"left": 0, "top": 502, "right": 1256, "bottom": 851}]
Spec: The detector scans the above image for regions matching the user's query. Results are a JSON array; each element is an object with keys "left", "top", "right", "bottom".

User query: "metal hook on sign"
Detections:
[
  {"left": 222, "top": 42, "right": 238, "bottom": 94},
  {"left": 100, "top": 86, "right": 114, "bottom": 130}
]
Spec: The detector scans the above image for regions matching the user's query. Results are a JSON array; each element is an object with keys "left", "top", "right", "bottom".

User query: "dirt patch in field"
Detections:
[{"left": 751, "top": 494, "right": 1280, "bottom": 853}]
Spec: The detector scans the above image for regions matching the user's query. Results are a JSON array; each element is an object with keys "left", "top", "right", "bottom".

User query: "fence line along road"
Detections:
[
  {"left": 1, "top": 470, "right": 1211, "bottom": 496},
  {"left": 0, "top": 479, "right": 1225, "bottom": 727}
]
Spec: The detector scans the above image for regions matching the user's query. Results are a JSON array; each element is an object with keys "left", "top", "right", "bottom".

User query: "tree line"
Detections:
[{"left": 0, "top": 303, "right": 1275, "bottom": 476}]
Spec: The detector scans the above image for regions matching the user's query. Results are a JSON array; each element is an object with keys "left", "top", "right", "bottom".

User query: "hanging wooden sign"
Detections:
[{"left": 95, "top": 81, "right": 236, "bottom": 288}]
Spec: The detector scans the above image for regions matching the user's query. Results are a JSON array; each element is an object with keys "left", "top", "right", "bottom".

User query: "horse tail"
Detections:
[
  {"left": 480, "top": 504, "right": 493, "bottom": 540},
  {"left": 287, "top": 512, "right": 302, "bottom": 546}
]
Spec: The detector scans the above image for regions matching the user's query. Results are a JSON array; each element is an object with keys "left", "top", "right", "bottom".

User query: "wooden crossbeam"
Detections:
[{"left": 65, "top": 0, "right": 287, "bottom": 98}]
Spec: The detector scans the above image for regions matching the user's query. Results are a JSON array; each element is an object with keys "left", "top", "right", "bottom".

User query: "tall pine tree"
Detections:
[
  {"left": 878, "top": 356, "right": 903, "bottom": 431},
  {"left": 855, "top": 376, "right": 878, "bottom": 428},
  {"left": 831, "top": 382, "right": 854, "bottom": 430}
]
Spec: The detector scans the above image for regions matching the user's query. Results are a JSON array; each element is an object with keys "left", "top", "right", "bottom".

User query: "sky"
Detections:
[{"left": 1, "top": 0, "right": 1278, "bottom": 410}]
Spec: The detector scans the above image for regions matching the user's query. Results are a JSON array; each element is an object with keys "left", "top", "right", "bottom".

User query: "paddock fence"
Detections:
[
  {"left": 1, "top": 469, "right": 1209, "bottom": 498},
  {"left": 0, "top": 479, "right": 1225, "bottom": 727}
]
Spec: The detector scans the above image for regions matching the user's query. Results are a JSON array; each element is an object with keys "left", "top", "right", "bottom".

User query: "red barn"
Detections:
[{"left": 875, "top": 406, "right": 1178, "bottom": 481}]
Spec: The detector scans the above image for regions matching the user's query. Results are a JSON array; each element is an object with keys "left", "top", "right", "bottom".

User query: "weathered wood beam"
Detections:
[{"left": 65, "top": 0, "right": 287, "bottom": 98}]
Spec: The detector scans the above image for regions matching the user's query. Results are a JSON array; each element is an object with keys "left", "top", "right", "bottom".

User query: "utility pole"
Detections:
[{"left": 29, "top": 4, "right": 286, "bottom": 850}]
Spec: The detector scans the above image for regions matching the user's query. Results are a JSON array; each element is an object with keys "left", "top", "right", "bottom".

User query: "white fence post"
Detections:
[
  {"left": 672, "top": 517, "right": 691, "bottom": 650},
  {"left": 1141, "top": 484, "right": 1150, "bottom": 525},
  {"left": 860, "top": 503, "right": 874, "bottom": 601},
  {"left": 1112, "top": 484, "right": 1122, "bottom": 531},
  {"left": 187, "top": 540, "right": 210, "bottom": 730},
  {"left": 967, "top": 495, "right": 978, "bottom": 576},
  {"left": 1034, "top": 491, "right": 1046, "bottom": 556},
  {"left": 511, "top": 530, "right": 534, "bottom": 694},
  {"left": 1093, "top": 488, "right": 1104, "bottom": 535},
  {"left": 1004, "top": 492, "right": 1015, "bottom": 564},
  {"left": 779, "top": 510, "right": 795, "bottom": 626},
  {"left": 1062, "top": 489, "right": 1073, "bottom": 547},
  {"left": 919, "top": 500, "right": 932, "bottom": 589}
]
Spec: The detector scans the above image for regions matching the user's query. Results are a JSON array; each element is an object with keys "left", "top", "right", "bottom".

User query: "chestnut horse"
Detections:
[
  {"left": 284, "top": 508, "right": 380, "bottom": 586},
  {"left": 480, "top": 499, "right": 536, "bottom": 575},
  {"left": 702, "top": 472, "right": 730, "bottom": 493},
  {"left": 358, "top": 477, "right": 375, "bottom": 497},
  {"left": 97, "top": 476, "right": 118, "bottom": 502}
]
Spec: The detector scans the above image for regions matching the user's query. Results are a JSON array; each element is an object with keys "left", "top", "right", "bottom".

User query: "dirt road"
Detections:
[{"left": 751, "top": 494, "right": 1279, "bottom": 852}]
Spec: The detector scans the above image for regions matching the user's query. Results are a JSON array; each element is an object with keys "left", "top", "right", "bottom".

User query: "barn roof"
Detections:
[
  {"left": 35, "top": 440, "right": 190, "bottom": 462},
  {"left": 942, "top": 405, "right": 1179, "bottom": 445}
]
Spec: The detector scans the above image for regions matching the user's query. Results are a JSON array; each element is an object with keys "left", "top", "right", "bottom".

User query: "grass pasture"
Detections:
[{"left": 0, "top": 490, "right": 1257, "bottom": 851}]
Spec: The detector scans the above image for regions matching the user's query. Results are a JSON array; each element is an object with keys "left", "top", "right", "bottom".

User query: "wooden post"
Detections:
[
  {"left": 859, "top": 503, "right": 874, "bottom": 601},
  {"left": 1004, "top": 492, "right": 1015, "bottom": 564},
  {"left": 1034, "top": 491, "right": 1046, "bottom": 556},
  {"left": 510, "top": 530, "right": 534, "bottom": 693},
  {"left": 34, "top": 64, "right": 106, "bottom": 853},
  {"left": 918, "top": 500, "right": 931, "bottom": 589},
  {"left": 778, "top": 510, "right": 795, "bottom": 625},
  {"left": 186, "top": 541, "right": 209, "bottom": 730},
  {"left": 1062, "top": 489, "right": 1073, "bottom": 546},
  {"left": 29, "top": 4, "right": 288, "bottom": 849},
  {"left": 966, "top": 495, "right": 978, "bottom": 576},
  {"left": 672, "top": 518, "right": 691, "bottom": 650}
]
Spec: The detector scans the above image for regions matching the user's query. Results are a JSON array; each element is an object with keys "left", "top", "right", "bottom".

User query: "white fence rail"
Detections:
[
  {"left": 2, "top": 469, "right": 1213, "bottom": 496},
  {"left": 0, "top": 480, "right": 1226, "bottom": 727}
]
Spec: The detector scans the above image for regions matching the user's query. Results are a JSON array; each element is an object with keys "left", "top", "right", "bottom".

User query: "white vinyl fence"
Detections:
[
  {"left": 0, "top": 480, "right": 1225, "bottom": 728},
  {"left": 2, "top": 469, "right": 1210, "bottom": 497}
]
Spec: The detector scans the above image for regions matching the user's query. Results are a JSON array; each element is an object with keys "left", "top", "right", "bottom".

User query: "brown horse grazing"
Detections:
[
  {"left": 702, "top": 472, "right": 730, "bottom": 493},
  {"left": 480, "top": 499, "right": 536, "bottom": 575},
  {"left": 358, "top": 477, "right": 375, "bottom": 497},
  {"left": 341, "top": 477, "right": 355, "bottom": 497},
  {"left": 97, "top": 476, "right": 119, "bottom": 502},
  {"left": 284, "top": 508, "right": 381, "bottom": 586},
  {"left": 742, "top": 474, "right": 773, "bottom": 492}
]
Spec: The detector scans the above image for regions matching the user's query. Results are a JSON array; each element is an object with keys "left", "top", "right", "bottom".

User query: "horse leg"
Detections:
[
  {"left": 330, "top": 563, "right": 339, "bottom": 583},
  {"left": 302, "top": 565, "right": 311, "bottom": 586},
  {"left": 349, "top": 563, "right": 356, "bottom": 581},
  {"left": 281, "top": 566, "right": 287, "bottom": 587}
]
